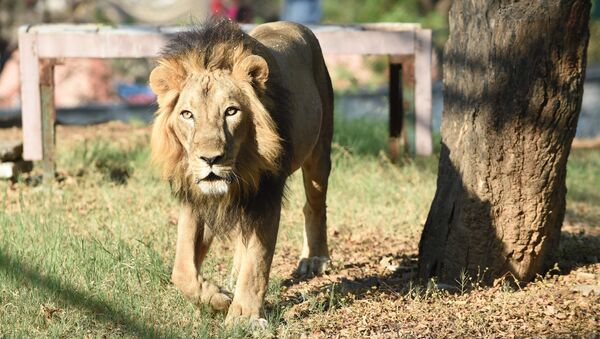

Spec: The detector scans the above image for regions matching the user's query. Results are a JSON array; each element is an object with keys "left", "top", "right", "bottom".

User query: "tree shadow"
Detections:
[
  {"left": 267, "top": 253, "right": 419, "bottom": 321},
  {"left": 557, "top": 231, "right": 600, "bottom": 273},
  {"left": 565, "top": 209, "right": 600, "bottom": 231},
  {"left": 419, "top": 143, "right": 509, "bottom": 285},
  {"left": 565, "top": 188, "right": 600, "bottom": 228},
  {"left": 267, "top": 227, "right": 599, "bottom": 323},
  {"left": 0, "top": 250, "right": 174, "bottom": 338}
]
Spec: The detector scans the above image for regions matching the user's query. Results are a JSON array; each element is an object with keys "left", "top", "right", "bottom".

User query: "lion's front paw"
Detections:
[
  {"left": 225, "top": 300, "right": 263, "bottom": 325},
  {"left": 200, "top": 281, "right": 232, "bottom": 311},
  {"left": 294, "top": 256, "right": 331, "bottom": 278},
  {"left": 225, "top": 311, "right": 268, "bottom": 330}
]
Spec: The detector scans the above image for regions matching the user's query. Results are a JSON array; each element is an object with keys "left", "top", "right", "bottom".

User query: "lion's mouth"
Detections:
[
  {"left": 196, "top": 172, "right": 231, "bottom": 196},
  {"left": 201, "top": 172, "right": 225, "bottom": 182}
]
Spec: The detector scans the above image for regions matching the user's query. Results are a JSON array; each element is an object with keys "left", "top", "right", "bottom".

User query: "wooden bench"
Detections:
[{"left": 18, "top": 23, "right": 432, "bottom": 180}]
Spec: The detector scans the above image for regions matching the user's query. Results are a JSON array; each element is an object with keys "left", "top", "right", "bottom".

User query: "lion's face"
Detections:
[
  {"left": 172, "top": 71, "right": 250, "bottom": 196},
  {"left": 150, "top": 53, "right": 283, "bottom": 199}
]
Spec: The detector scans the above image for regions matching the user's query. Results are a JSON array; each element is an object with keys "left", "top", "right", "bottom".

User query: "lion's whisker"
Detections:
[{"left": 231, "top": 171, "right": 249, "bottom": 187}]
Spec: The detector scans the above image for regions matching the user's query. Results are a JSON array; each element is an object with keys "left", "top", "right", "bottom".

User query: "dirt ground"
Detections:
[{"left": 268, "top": 228, "right": 599, "bottom": 337}]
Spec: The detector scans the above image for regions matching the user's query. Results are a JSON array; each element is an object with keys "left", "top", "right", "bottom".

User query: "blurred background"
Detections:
[{"left": 0, "top": 0, "right": 598, "bottom": 141}]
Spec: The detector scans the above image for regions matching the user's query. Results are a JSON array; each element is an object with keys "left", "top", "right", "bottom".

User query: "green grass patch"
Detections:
[{"left": 0, "top": 118, "right": 598, "bottom": 337}]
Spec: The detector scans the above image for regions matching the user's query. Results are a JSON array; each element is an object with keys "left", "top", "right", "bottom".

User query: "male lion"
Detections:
[{"left": 149, "top": 18, "right": 333, "bottom": 324}]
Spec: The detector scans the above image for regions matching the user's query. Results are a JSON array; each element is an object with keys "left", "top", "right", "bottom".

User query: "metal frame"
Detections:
[{"left": 18, "top": 23, "right": 432, "bottom": 179}]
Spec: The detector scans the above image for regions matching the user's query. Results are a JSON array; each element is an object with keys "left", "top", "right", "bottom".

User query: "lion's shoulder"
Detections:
[
  {"left": 250, "top": 21, "right": 309, "bottom": 37},
  {"left": 250, "top": 21, "right": 319, "bottom": 53}
]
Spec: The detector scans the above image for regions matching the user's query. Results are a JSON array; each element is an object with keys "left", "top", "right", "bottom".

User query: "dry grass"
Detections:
[{"left": 0, "top": 120, "right": 598, "bottom": 338}]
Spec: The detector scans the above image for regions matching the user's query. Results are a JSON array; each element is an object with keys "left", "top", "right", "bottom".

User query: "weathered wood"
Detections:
[
  {"left": 414, "top": 29, "right": 433, "bottom": 156},
  {"left": 314, "top": 30, "right": 415, "bottom": 55},
  {"left": 40, "top": 60, "right": 56, "bottom": 182},
  {"left": 19, "top": 26, "right": 42, "bottom": 160},
  {"left": 401, "top": 56, "right": 416, "bottom": 156},
  {"left": 419, "top": 0, "right": 591, "bottom": 284},
  {"left": 389, "top": 54, "right": 416, "bottom": 156},
  {"left": 18, "top": 23, "right": 434, "bottom": 170},
  {"left": 361, "top": 23, "right": 421, "bottom": 31},
  {"left": 35, "top": 30, "right": 170, "bottom": 58},
  {"left": 32, "top": 26, "right": 416, "bottom": 58}
]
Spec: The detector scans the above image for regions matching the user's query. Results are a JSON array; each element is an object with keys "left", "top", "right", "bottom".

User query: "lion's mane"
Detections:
[{"left": 150, "top": 18, "right": 291, "bottom": 234}]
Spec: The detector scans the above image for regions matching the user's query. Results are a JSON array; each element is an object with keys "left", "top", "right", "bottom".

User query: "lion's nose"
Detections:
[{"left": 199, "top": 154, "right": 223, "bottom": 166}]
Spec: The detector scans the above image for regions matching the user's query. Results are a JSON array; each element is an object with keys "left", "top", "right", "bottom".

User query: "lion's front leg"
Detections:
[
  {"left": 172, "top": 204, "right": 231, "bottom": 311},
  {"left": 225, "top": 208, "right": 280, "bottom": 327}
]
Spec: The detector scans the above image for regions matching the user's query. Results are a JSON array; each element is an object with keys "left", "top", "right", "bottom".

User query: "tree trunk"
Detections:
[{"left": 419, "top": 0, "right": 591, "bottom": 284}]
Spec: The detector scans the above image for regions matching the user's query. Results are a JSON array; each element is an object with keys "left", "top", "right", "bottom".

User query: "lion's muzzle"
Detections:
[{"left": 195, "top": 160, "right": 234, "bottom": 196}]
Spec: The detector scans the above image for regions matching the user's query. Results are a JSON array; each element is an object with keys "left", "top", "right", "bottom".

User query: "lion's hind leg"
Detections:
[{"left": 295, "top": 137, "right": 332, "bottom": 278}]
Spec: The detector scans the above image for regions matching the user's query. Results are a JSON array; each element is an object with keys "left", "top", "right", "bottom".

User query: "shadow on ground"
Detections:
[
  {"left": 0, "top": 250, "right": 173, "bottom": 337},
  {"left": 558, "top": 231, "right": 600, "bottom": 273},
  {"left": 268, "top": 229, "right": 599, "bottom": 323}
]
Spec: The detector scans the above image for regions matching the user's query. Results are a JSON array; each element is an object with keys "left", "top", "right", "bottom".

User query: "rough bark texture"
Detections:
[{"left": 419, "top": 0, "right": 591, "bottom": 284}]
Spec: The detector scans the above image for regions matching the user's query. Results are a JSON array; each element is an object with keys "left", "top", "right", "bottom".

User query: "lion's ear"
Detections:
[
  {"left": 149, "top": 64, "right": 173, "bottom": 96},
  {"left": 150, "top": 62, "right": 185, "bottom": 96},
  {"left": 233, "top": 55, "right": 269, "bottom": 92}
]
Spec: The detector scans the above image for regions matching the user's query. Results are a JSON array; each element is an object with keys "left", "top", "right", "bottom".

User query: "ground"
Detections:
[{"left": 0, "top": 119, "right": 598, "bottom": 338}]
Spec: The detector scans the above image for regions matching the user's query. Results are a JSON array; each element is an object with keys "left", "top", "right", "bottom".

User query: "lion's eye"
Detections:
[
  {"left": 180, "top": 110, "right": 193, "bottom": 120},
  {"left": 225, "top": 107, "right": 239, "bottom": 117}
]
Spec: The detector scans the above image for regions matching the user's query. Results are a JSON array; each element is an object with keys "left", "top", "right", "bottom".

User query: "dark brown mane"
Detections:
[
  {"left": 161, "top": 17, "right": 250, "bottom": 72},
  {"left": 153, "top": 17, "right": 293, "bottom": 237}
]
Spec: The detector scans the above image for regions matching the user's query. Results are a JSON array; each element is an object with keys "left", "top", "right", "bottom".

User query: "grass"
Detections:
[
  {"left": 0, "top": 118, "right": 598, "bottom": 337},
  {"left": 566, "top": 148, "right": 600, "bottom": 227}
]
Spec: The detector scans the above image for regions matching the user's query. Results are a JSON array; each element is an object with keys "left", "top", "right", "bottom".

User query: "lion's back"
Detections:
[
  {"left": 250, "top": 21, "right": 319, "bottom": 62},
  {"left": 250, "top": 21, "right": 333, "bottom": 172}
]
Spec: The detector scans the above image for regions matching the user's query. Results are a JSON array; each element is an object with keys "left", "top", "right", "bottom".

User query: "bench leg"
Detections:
[
  {"left": 404, "top": 57, "right": 416, "bottom": 157},
  {"left": 19, "top": 28, "right": 43, "bottom": 161},
  {"left": 389, "top": 55, "right": 416, "bottom": 158},
  {"left": 414, "top": 29, "right": 433, "bottom": 156},
  {"left": 388, "top": 62, "right": 404, "bottom": 162},
  {"left": 40, "top": 60, "right": 56, "bottom": 182}
]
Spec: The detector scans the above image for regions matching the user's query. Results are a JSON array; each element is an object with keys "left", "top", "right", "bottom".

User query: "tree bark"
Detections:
[{"left": 419, "top": 0, "right": 591, "bottom": 284}]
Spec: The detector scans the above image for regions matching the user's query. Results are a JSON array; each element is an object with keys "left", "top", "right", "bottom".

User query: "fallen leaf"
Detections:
[
  {"left": 379, "top": 256, "right": 399, "bottom": 272},
  {"left": 572, "top": 284, "right": 600, "bottom": 297},
  {"left": 575, "top": 272, "right": 596, "bottom": 281},
  {"left": 40, "top": 304, "right": 62, "bottom": 321}
]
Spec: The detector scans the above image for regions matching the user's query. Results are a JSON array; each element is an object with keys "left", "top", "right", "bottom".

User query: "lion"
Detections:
[{"left": 149, "top": 18, "right": 333, "bottom": 325}]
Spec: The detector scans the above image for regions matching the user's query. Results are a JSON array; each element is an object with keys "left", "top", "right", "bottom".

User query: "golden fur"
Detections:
[
  {"left": 148, "top": 18, "right": 334, "bottom": 324},
  {"left": 150, "top": 32, "right": 285, "bottom": 202}
]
